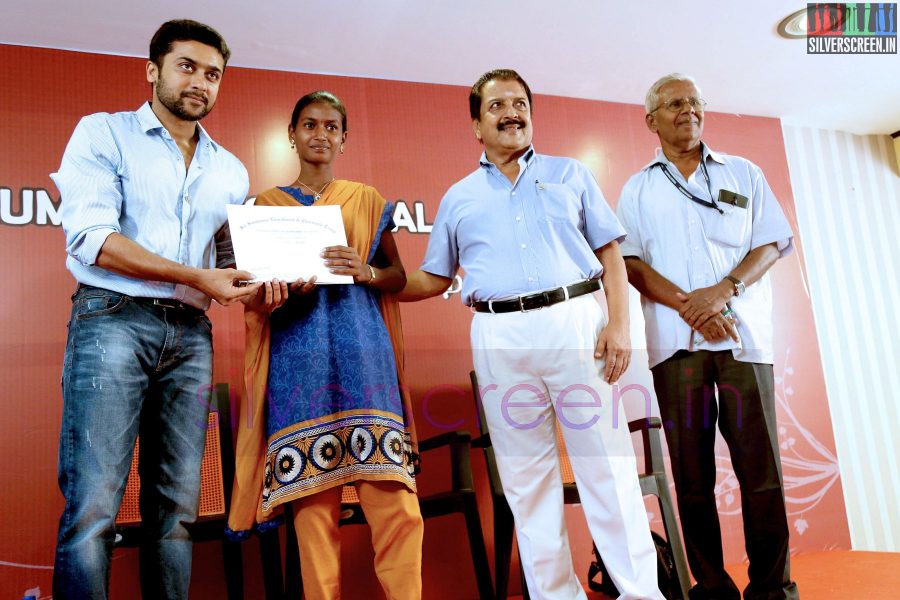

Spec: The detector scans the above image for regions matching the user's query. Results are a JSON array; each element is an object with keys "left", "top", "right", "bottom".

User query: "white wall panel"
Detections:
[{"left": 782, "top": 124, "right": 900, "bottom": 551}]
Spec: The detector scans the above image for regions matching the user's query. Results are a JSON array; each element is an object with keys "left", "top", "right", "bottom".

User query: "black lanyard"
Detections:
[{"left": 655, "top": 160, "right": 723, "bottom": 214}]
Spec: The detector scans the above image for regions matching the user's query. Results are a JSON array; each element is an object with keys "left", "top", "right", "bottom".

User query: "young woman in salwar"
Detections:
[{"left": 227, "top": 91, "right": 422, "bottom": 600}]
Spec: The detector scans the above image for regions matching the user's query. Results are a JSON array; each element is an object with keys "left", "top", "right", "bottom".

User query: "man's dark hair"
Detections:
[
  {"left": 469, "top": 69, "right": 533, "bottom": 119},
  {"left": 149, "top": 20, "right": 231, "bottom": 67},
  {"left": 290, "top": 91, "right": 348, "bottom": 132}
]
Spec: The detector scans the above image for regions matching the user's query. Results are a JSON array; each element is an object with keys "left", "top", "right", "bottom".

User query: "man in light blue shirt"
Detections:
[
  {"left": 617, "top": 73, "right": 797, "bottom": 600},
  {"left": 50, "top": 20, "right": 259, "bottom": 599},
  {"left": 402, "top": 69, "right": 663, "bottom": 600}
]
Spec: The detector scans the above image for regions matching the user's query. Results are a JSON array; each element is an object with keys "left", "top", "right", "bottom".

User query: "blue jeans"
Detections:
[{"left": 53, "top": 286, "right": 214, "bottom": 600}]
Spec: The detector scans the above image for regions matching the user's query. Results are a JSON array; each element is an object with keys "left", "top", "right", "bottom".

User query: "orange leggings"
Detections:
[{"left": 291, "top": 480, "right": 423, "bottom": 600}]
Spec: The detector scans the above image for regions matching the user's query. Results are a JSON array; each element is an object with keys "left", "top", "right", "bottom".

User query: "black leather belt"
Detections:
[
  {"left": 471, "top": 279, "right": 601, "bottom": 314},
  {"left": 135, "top": 296, "right": 204, "bottom": 314}
]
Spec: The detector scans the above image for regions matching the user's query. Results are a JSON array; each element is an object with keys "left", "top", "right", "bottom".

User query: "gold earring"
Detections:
[
  {"left": 339, "top": 144, "right": 344, "bottom": 154},
  {"left": 290, "top": 138, "right": 295, "bottom": 149}
]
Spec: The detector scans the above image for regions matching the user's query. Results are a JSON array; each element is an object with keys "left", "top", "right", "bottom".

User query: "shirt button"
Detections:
[
  {"left": 511, "top": 191, "right": 517, "bottom": 196},
  {"left": 520, "top": 244, "right": 526, "bottom": 249},
  {"left": 528, "top": 277, "right": 535, "bottom": 282},
  {"left": 516, "top": 216, "right": 521, "bottom": 222}
]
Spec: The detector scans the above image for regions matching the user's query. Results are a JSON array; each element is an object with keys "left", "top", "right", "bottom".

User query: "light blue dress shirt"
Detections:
[
  {"left": 421, "top": 147, "right": 625, "bottom": 306},
  {"left": 51, "top": 102, "right": 249, "bottom": 309},
  {"left": 617, "top": 143, "right": 794, "bottom": 367}
]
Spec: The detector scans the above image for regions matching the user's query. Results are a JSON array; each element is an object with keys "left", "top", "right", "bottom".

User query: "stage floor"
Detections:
[
  {"left": 508, "top": 550, "right": 900, "bottom": 599},
  {"left": 724, "top": 550, "right": 900, "bottom": 600}
]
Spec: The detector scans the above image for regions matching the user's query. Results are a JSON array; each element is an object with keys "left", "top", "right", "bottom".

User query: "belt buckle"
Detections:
[
  {"left": 152, "top": 298, "right": 180, "bottom": 310},
  {"left": 519, "top": 292, "right": 544, "bottom": 313}
]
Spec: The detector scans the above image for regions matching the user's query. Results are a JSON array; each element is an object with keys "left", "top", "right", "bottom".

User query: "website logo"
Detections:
[{"left": 807, "top": 3, "right": 898, "bottom": 54}]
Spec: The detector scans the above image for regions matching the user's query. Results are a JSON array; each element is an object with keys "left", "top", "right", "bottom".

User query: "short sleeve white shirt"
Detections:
[{"left": 617, "top": 144, "right": 793, "bottom": 367}]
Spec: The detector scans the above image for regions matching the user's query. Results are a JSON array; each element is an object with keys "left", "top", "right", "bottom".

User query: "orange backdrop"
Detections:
[{"left": 0, "top": 44, "right": 849, "bottom": 598}]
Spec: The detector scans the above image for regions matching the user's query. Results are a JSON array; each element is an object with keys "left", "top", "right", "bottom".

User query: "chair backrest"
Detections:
[
  {"left": 554, "top": 423, "right": 576, "bottom": 485},
  {"left": 341, "top": 484, "right": 360, "bottom": 504},
  {"left": 115, "top": 385, "right": 231, "bottom": 525}
]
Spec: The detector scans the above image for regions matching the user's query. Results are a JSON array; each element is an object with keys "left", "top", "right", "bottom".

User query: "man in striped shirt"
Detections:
[{"left": 50, "top": 20, "right": 258, "bottom": 599}]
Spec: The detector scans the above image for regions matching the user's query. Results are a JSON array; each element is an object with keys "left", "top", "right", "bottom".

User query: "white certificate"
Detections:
[{"left": 226, "top": 204, "right": 354, "bottom": 285}]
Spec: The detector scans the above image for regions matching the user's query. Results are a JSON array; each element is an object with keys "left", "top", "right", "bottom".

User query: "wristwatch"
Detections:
[{"left": 724, "top": 275, "right": 745, "bottom": 297}]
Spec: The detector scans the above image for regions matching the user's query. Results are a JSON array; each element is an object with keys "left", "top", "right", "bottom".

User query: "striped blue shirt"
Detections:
[
  {"left": 51, "top": 102, "right": 249, "bottom": 309},
  {"left": 421, "top": 147, "right": 625, "bottom": 306}
]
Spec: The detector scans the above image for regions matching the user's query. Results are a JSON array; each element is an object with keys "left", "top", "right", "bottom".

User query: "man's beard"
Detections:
[{"left": 155, "top": 77, "right": 211, "bottom": 121}]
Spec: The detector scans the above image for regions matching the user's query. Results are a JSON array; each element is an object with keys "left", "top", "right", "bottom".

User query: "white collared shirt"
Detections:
[{"left": 617, "top": 144, "right": 793, "bottom": 368}]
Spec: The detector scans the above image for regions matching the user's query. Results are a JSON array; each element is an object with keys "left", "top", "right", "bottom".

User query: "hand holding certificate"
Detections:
[{"left": 226, "top": 204, "right": 354, "bottom": 285}]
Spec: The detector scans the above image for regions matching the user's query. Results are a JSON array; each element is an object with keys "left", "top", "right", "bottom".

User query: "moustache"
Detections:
[
  {"left": 497, "top": 118, "right": 524, "bottom": 131},
  {"left": 182, "top": 92, "right": 208, "bottom": 104}
]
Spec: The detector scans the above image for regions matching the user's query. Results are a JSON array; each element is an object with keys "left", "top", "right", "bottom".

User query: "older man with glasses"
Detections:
[{"left": 616, "top": 73, "right": 799, "bottom": 600}]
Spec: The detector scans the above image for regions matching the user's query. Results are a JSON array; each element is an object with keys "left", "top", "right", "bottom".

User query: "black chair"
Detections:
[
  {"left": 115, "top": 383, "right": 284, "bottom": 600},
  {"left": 282, "top": 428, "right": 495, "bottom": 599},
  {"left": 469, "top": 370, "right": 691, "bottom": 600}
]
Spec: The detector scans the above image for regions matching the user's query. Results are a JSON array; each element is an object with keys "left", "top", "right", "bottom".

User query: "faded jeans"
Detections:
[{"left": 53, "top": 285, "right": 213, "bottom": 599}]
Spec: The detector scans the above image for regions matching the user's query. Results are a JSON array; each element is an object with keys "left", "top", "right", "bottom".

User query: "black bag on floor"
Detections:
[{"left": 587, "top": 531, "right": 680, "bottom": 599}]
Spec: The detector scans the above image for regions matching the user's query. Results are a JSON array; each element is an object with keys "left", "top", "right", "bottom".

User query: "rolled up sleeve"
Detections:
[{"left": 51, "top": 115, "right": 124, "bottom": 266}]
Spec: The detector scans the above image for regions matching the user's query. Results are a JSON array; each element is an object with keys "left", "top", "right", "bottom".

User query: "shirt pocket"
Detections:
[
  {"left": 538, "top": 183, "right": 581, "bottom": 224},
  {"left": 704, "top": 205, "right": 751, "bottom": 248}
]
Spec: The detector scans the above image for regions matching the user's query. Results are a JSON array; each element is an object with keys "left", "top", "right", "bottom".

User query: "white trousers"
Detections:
[{"left": 471, "top": 294, "right": 664, "bottom": 600}]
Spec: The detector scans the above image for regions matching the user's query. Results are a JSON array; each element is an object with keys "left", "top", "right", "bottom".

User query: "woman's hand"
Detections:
[
  {"left": 289, "top": 276, "right": 318, "bottom": 295},
  {"left": 321, "top": 245, "right": 372, "bottom": 283},
  {"left": 242, "top": 279, "right": 289, "bottom": 313}
]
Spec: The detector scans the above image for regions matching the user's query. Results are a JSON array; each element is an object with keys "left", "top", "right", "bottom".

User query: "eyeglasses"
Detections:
[{"left": 650, "top": 97, "right": 707, "bottom": 113}]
